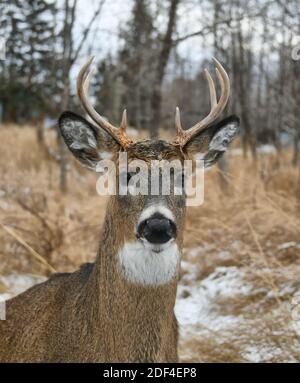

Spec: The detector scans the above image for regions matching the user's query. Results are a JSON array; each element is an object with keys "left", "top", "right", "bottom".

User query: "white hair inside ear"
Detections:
[{"left": 209, "top": 123, "right": 238, "bottom": 152}]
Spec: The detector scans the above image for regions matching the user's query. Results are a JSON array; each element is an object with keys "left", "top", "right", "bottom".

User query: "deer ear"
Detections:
[
  {"left": 184, "top": 115, "right": 239, "bottom": 167},
  {"left": 58, "top": 111, "right": 120, "bottom": 170}
]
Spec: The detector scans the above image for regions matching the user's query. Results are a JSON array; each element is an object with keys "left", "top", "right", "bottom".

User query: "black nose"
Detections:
[{"left": 137, "top": 214, "right": 177, "bottom": 245}]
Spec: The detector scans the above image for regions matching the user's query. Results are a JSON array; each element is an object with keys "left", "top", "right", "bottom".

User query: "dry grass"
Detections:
[{"left": 0, "top": 123, "right": 300, "bottom": 362}]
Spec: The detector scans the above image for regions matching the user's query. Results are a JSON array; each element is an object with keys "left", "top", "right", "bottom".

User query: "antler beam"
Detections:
[
  {"left": 173, "top": 58, "right": 230, "bottom": 147},
  {"left": 77, "top": 57, "right": 132, "bottom": 148}
]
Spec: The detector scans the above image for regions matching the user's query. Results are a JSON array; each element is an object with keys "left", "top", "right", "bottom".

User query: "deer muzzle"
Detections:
[{"left": 137, "top": 213, "right": 177, "bottom": 245}]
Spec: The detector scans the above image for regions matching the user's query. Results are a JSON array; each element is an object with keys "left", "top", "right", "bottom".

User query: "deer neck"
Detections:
[{"left": 88, "top": 199, "right": 180, "bottom": 359}]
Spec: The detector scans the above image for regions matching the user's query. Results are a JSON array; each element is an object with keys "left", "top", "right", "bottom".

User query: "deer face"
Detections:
[
  {"left": 59, "top": 57, "right": 239, "bottom": 285},
  {"left": 119, "top": 139, "right": 185, "bottom": 247},
  {"left": 59, "top": 116, "right": 186, "bottom": 244}
]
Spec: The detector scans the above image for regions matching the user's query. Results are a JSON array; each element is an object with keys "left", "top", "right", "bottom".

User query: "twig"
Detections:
[
  {"left": 0, "top": 223, "right": 56, "bottom": 274},
  {"left": 71, "top": 0, "right": 106, "bottom": 65}
]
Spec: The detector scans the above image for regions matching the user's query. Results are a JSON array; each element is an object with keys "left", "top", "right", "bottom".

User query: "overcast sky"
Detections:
[
  {"left": 68, "top": 0, "right": 213, "bottom": 83},
  {"left": 65, "top": 0, "right": 276, "bottom": 90}
]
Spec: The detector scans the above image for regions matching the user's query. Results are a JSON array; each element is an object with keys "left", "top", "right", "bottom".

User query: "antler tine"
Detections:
[
  {"left": 120, "top": 109, "right": 127, "bottom": 132},
  {"left": 77, "top": 57, "right": 132, "bottom": 148},
  {"left": 175, "top": 107, "right": 183, "bottom": 136},
  {"left": 173, "top": 58, "right": 230, "bottom": 147},
  {"left": 204, "top": 69, "right": 217, "bottom": 108},
  {"left": 77, "top": 57, "right": 116, "bottom": 133}
]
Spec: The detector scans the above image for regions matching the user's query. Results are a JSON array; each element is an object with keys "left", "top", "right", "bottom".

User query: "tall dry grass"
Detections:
[
  {"left": 181, "top": 151, "right": 300, "bottom": 362},
  {"left": 0, "top": 123, "right": 300, "bottom": 362}
]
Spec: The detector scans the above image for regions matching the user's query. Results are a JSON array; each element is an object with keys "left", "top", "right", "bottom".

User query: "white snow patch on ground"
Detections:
[
  {"left": 277, "top": 242, "right": 300, "bottom": 251},
  {"left": 175, "top": 247, "right": 300, "bottom": 362},
  {"left": 0, "top": 274, "right": 46, "bottom": 302},
  {"left": 241, "top": 344, "right": 294, "bottom": 363},
  {"left": 230, "top": 144, "right": 276, "bottom": 156},
  {"left": 175, "top": 266, "right": 250, "bottom": 333}
]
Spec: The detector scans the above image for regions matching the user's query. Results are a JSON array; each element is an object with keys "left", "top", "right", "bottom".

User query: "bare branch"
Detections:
[
  {"left": 71, "top": 0, "right": 106, "bottom": 65},
  {"left": 172, "top": 12, "right": 262, "bottom": 45}
]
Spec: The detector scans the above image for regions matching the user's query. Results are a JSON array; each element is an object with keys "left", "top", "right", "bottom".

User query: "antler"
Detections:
[
  {"left": 173, "top": 58, "right": 230, "bottom": 147},
  {"left": 77, "top": 57, "right": 133, "bottom": 148}
]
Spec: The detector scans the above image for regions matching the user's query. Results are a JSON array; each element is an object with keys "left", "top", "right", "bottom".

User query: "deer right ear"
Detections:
[
  {"left": 58, "top": 111, "right": 120, "bottom": 170},
  {"left": 184, "top": 115, "right": 239, "bottom": 167}
]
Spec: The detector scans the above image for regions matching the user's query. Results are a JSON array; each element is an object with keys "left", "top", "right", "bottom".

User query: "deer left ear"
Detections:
[
  {"left": 184, "top": 115, "right": 239, "bottom": 167},
  {"left": 58, "top": 111, "right": 120, "bottom": 171}
]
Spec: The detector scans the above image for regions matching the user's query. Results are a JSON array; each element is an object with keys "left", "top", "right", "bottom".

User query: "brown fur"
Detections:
[
  {"left": 0, "top": 141, "right": 184, "bottom": 363},
  {"left": 0, "top": 203, "right": 180, "bottom": 362},
  {"left": 0, "top": 111, "right": 239, "bottom": 362}
]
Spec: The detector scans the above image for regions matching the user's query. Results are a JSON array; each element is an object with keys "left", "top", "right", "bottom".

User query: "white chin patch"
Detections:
[{"left": 118, "top": 240, "right": 179, "bottom": 286}]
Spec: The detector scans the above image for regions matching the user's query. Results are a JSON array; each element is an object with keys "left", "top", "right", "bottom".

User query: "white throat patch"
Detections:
[{"left": 118, "top": 241, "right": 180, "bottom": 286}]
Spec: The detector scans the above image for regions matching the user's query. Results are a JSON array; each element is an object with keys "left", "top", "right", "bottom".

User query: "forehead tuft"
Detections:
[{"left": 127, "top": 139, "right": 182, "bottom": 161}]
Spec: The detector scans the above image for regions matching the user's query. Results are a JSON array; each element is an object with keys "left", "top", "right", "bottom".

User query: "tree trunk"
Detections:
[
  {"left": 150, "top": 0, "right": 180, "bottom": 138},
  {"left": 36, "top": 113, "right": 45, "bottom": 145},
  {"left": 58, "top": 0, "right": 74, "bottom": 193},
  {"left": 292, "top": 133, "right": 299, "bottom": 167},
  {"left": 213, "top": 0, "right": 229, "bottom": 192},
  {"left": 150, "top": 85, "right": 163, "bottom": 138},
  {"left": 236, "top": 25, "right": 256, "bottom": 162}
]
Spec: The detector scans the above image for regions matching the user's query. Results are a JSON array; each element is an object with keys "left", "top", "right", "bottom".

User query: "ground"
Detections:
[{"left": 0, "top": 124, "right": 300, "bottom": 362}]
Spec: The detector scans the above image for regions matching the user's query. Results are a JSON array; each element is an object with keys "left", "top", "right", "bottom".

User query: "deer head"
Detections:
[{"left": 59, "top": 57, "right": 239, "bottom": 286}]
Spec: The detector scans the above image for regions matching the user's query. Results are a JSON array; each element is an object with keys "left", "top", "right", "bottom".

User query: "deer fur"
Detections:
[
  {"left": 0, "top": 58, "right": 239, "bottom": 362},
  {"left": 0, "top": 205, "right": 179, "bottom": 362}
]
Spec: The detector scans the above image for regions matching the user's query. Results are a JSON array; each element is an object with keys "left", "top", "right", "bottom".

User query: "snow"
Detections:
[
  {"left": 175, "top": 249, "right": 300, "bottom": 362},
  {"left": 230, "top": 145, "right": 276, "bottom": 156},
  {"left": 0, "top": 274, "right": 46, "bottom": 302},
  {"left": 242, "top": 346, "right": 261, "bottom": 363},
  {"left": 241, "top": 345, "right": 283, "bottom": 363},
  {"left": 175, "top": 266, "right": 250, "bottom": 332},
  {"left": 277, "top": 242, "right": 300, "bottom": 251},
  {"left": 257, "top": 145, "right": 276, "bottom": 154}
]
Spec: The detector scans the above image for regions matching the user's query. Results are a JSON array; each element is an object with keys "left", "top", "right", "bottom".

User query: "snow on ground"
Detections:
[
  {"left": 176, "top": 248, "right": 300, "bottom": 362},
  {"left": 230, "top": 144, "right": 276, "bottom": 156},
  {"left": 0, "top": 274, "right": 46, "bottom": 302},
  {"left": 175, "top": 265, "right": 251, "bottom": 332},
  {"left": 175, "top": 264, "right": 258, "bottom": 361},
  {"left": 277, "top": 242, "right": 300, "bottom": 251}
]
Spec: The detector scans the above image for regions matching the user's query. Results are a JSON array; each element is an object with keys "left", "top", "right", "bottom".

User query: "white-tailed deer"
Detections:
[{"left": 0, "top": 58, "right": 239, "bottom": 362}]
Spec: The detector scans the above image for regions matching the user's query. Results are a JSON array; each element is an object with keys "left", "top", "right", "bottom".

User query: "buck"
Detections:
[{"left": 0, "top": 57, "right": 239, "bottom": 362}]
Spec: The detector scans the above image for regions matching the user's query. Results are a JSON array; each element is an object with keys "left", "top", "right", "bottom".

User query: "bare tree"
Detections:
[
  {"left": 150, "top": 0, "right": 180, "bottom": 138},
  {"left": 58, "top": 0, "right": 105, "bottom": 192}
]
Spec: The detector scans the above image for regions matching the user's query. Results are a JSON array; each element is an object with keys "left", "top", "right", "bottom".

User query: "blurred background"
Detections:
[{"left": 1, "top": 0, "right": 300, "bottom": 362}]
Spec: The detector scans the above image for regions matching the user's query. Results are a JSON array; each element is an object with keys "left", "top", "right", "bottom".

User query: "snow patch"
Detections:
[
  {"left": 0, "top": 274, "right": 46, "bottom": 302},
  {"left": 277, "top": 242, "right": 300, "bottom": 251},
  {"left": 176, "top": 266, "right": 251, "bottom": 333}
]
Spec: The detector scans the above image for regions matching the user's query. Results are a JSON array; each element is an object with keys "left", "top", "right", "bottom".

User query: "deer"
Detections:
[{"left": 0, "top": 57, "right": 239, "bottom": 362}]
